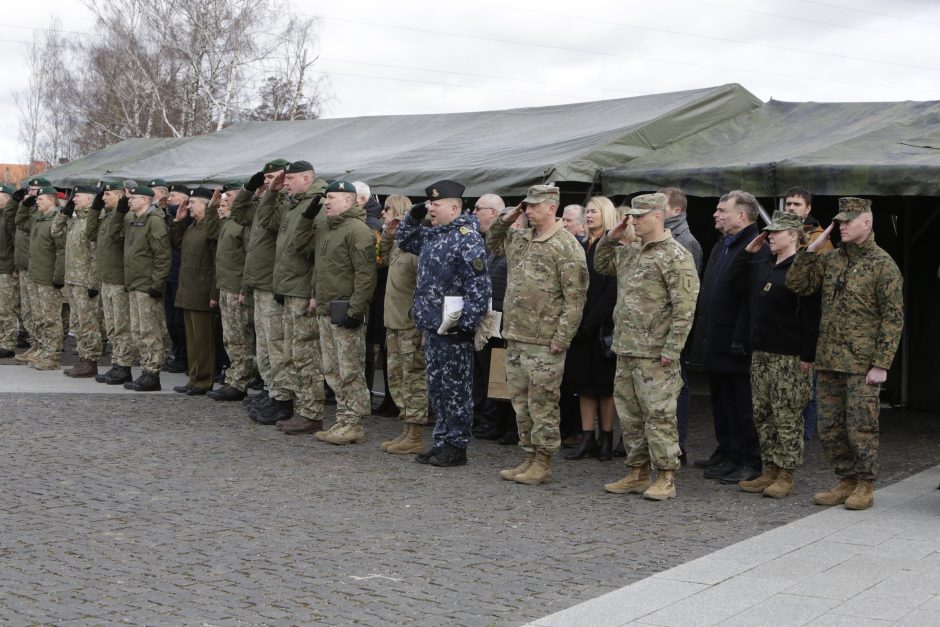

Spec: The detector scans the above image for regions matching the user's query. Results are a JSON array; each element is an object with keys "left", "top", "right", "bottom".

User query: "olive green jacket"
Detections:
[
  {"left": 231, "top": 189, "right": 276, "bottom": 293},
  {"left": 0, "top": 198, "right": 16, "bottom": 275},
  {"left": 86, "top": 206, "right": 127, "bottom": 286},
  {"left": 309, "top": 204, "right": 377, "bottom": 319},
  {"left": 14, "top": 201, "right": 39, "bottom": 271},
  {"left": 28, "top": 208, "right": 66, "bottom": 287},
  {"left": 123, "top": 206, "right": 171, "bottom": 293},
  {"left": 171, "top": 209, "right": 220, "bottom": 311},
  {"left": 379, "top": 229, "right": 418, "bottom": 330},
  {"left": 269, "top": 184, "right": 326, "bottom": 298},
  {"left": 215, "top": 216, "right": 249, "bottom": 295},
  {"left": 52, "top": 208, "right": 98, "bottom": 289},
  {"left": 787, "top": 233, "right": 904, "bottom": 374}
]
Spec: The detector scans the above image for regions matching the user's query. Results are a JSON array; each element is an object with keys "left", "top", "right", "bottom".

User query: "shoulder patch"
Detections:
[
  {"left": 472, "top": 256, "right": 484, "bottom": 272},
  {"left": 459, "top": 226, "right": 472, "bottom": 235}
]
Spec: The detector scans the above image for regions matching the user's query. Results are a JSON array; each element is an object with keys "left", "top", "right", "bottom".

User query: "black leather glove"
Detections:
[
  {"left": 91, "top": 191, "right": 105, "bottom": 211},
  {"left": 341, "top": 313, "right": 363, "bottom": 329},
  {"left": 52, "top": 281, "right": 64, "bottom": 289},
  {"left": 147, "top": 287, "right": 163, "bottom": 299},
  {"left": 409, "top": 201, "right": 428, "bottom": 222},
  {"left": 450, "top": 328, "right": 474, "bottom": 342},
  {"left": 245, "top": 170, "right": 265, "bottom": 192},
  {"left": 730, "top": 340, "right": 748, "bottom": 356},
  {"left": 273, "top": 293, "right": 285, "bottom": 305},
  {"left": 61, "top": 199, "right": 75, "bottom": 217},
  {"left": 302, "top": 194, "right": 323, "bottom": 219},
  {"left": 12, "top": 188, "right": 26, "bottom": 202},
  {"left": 116, "top": 197, "right": 130, "bottom": 214},
  {"left": 22, "top": 195, "right": 37, "bottom": 208},
  {"left": 88, "top": 288, "right": 99, "bottom": 299}
]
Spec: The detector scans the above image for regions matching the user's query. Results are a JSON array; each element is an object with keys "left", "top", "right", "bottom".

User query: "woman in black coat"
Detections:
[{"left": 564, "top": 196, "right": 619, "bottom": 461}]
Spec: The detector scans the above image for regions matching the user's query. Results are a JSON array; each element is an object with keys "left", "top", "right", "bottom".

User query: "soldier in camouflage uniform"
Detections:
[
  {"left": 122, "top": 185, "right": 172, "bottom": 392},
  {"left": 229, "top": 159, "right": 293, "bottom": 422},
  {"left": 787, "top": 197, "right": 903, "bottom": 510},
  {"left": 487, "top": 185, "right": 588, "bottom": 485},
  {"left": 397, "top": 180, "right": 491, "bottom": 467},
  {"left": 208, "top": 182, "right": 254, "bottom": 402},
  {"left": 12, "top": 176, "right": 51, "bottom": 361},
  {"left": 21, "top": 186, "right": 66, "bottom": 370},
  {"left": 727, "top": 211, "right": 820, "bottom": 498},
  {"left": 594, "top": 193, "right": 700, "bottom": 501},
  {"left": 86, "top": 181, "right": 135, "bottom": 385},
  {"left": 52, "top": 185, "right": 102, "bottom": 377},
  {"left": 310, "top": 179, "right": 377, "bottom": 445},
  {"left": 378, "top": 194, "right": 429, "bottom": 454},
  {"left": 0, "top": 185, "right": 18, "bottom": 358}
]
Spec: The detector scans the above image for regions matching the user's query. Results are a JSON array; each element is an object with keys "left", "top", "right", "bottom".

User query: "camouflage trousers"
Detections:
[
  {"left": 128, "top": 289, "right": 168, "bottom": 372},
  {"left": 615, "top": 355, "right": 682, "bottom": 471},
  {"left": 386, "top": 327, "right": 428, "bottom": 425},
  {"left": 319, "top": 315, "right": 370, "bottom": 427},
  {"left": 0, "top": 273, "right": 17, "bottom": 350},
  {"left": 424, "top": 332, "right": 474, "bottom": 449},
  {"left": 219, "top": 290, "right": 255, "bottom": 391},
  {"left": 32, "top": 282, "right": 63, "bottom": 361},
  {"left": 282, "top": 297, "right": 324, "bottom": 420},
  {"left": 65, "top": 283, "right": 102, "bottom": 362},
  {"left": 19, "top": 271, "right": 34, "bottom": 342},
  {"left": 253, "top": 289, "right": 291, "bottom": 401},
  {"left": 101, "top": 282, "right": 134, "bottom": 367},
  {"left": 751, "top": 351, "right": 811, "bottom": 470},
  {"left": 505, "top": 341, "right": 564, "bottom": 455},
  {"left": 817, "top": 370, "right": 881, "bottom": 481}
]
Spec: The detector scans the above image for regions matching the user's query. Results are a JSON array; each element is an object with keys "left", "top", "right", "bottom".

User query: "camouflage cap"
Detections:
[
  {"left": 28, "top": 176, "right": 52, "bottom": 187},
  {"left": 624, "top": 192, "right": 668, "bottom": 216},
  {"left": 326, "top": 179, "right": 355, "bottom": 194},
  {"left": 148, "top": 178, "right": 168, "bottom": 189},
  {"left": 522, "top": 184, "right": 560, "bottom": 205},
  {"left": 833, "top": 197, "right": 872, "bottom": 221},
  {"left": 127, "top": 185, "right": 155, "bottom": 197},
  {"left": 763, "top": 209, "right": 804, "bottom": 232},
  {"left": 263, "top": 158, "right": 289, "bottom": 173}
]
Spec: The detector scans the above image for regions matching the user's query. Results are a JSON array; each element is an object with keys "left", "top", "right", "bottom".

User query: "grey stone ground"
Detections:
[{"left": 2, "top": 356, "right": 940, "bottom": 625}]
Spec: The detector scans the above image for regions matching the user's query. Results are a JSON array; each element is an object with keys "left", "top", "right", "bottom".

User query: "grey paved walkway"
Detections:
[{"left": 528, "top": 465, "right": 940, "bottom": 627}]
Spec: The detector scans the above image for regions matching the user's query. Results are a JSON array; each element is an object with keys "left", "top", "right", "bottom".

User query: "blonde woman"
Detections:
[
  {"left": 564, "top": 196, "right": 620, "bottom": 461},
  {"left": 378, "top": 195, "right": 429, "bottom": 454}
]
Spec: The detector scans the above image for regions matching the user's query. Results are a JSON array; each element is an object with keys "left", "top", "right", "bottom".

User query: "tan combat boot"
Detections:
[
  {"left": 500, "top": 452, "right": 535, "bottom": 481},
  {"left": 15, "top": 346, "right": 38, "bottom": 362},
  {"left": 813, "top": 478, "right": 858, "bottom": 506},
  {"left": 739, "top": 463, "right": 777, "bottom": 493},
  {"left": 514, "top": 451, "right": 552, "bottom": 485},
  {"left": 315, "top": 423, "right": 365, "bottom": 445},
  {"left": 643, "top": 469, "right": 677, "bottom": 501},
  {"left": 386, "top": 424, "right": 424, "bottom": 455},
  {"left": 29, "top": 357, "right": 61, "bottom": 371},
  {"left": 763, "top": 468, "right": 794, "bottom": 499},
  {"left": 381, "top": 424, "right": 409, "bottom": 451},
  {"left": 844, "top": 480, "right": 874, "bottom": 510},
  {"left": 604, "top": 465, "right": 652, "bottom": 494},
  {"left": 65, "top": 358, "right": 98, "bottom": 378}
]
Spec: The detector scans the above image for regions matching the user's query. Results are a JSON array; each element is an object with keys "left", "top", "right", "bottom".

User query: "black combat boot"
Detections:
[
  {"left": 243, "top": 389, "right": 269, "bottom": 407},
  {"left": 104, "top": 365, "right": 133, "bottom": 385},
  {"left": 127, "top": 370, "right": 161, "bottom": 392},
  {"left": 428, "top": 444, "right": 468, "bottom": 467},
  {"left": 251, "top": 399, "right": 294, "bottom": 425},
  {"left": 208, "top": 384, "right": 246, "bottom": 401},
  {"left": 96, "top": 365, "right": 118, "bottom": 383}
]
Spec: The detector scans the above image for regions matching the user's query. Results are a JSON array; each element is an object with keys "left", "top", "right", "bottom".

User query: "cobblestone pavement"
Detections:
[{"left": 3, "top": 389, "right": 939, "bottom": 626}]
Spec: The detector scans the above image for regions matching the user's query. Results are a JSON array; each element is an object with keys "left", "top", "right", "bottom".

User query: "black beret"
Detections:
[
  {"left": 285, "top": 160, "right": 314, "bottom": 174},
  {"left": 168, "top": 183, "right": 190, "bottom": 195},
  {"left": 189, "top": 187, "right": 214, "bottom": 200},
  {"left": 73, "top": 184, "right": 98, "bottom": 194},
  {"left": 425, "top": 180, "right": 465, "bottom": 201}
]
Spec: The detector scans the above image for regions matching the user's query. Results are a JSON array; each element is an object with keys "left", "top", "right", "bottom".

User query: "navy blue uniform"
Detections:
[{"left": 397, "top": 212, "right": 491, "bottom": 450}]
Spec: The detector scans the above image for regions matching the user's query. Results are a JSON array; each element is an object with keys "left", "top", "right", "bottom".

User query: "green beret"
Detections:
[
  {"left": 36, "top": 185, "right": 58, "bottom": 197},
  {"left": 625, "top": 192, "right": 668, "bottom": 216},
  {"left": 263, "top": 159, "right": 289, "bottom": 173},
  {"left": 834, "top": 197, "right": 872, "bottom": 222},
  {"left": 148, "top": 178, "right": 168, "bottom": 189},
  {"left": 0, "top": 184, "right": 16, "bottom": 195},
  {"left": 326, "top": 180, "right": 355, "bottom": 194},
  {"left": 222, "top": 181, "right": 243, "bottom": 192},
  {"left": 763, "top": 210, "right": 804, "bottom": 232},
  {"left": 28, "top": 177, "right": 52, "bottom": 187},
  {"left": 73, "top": 184, "right": 98, "bottom": 194},
  {"left": 127, "top": 185, "right": 155, "bottom": 197},
  {"left": 101, "top": 180, "right": 124, "bottom": 192}
]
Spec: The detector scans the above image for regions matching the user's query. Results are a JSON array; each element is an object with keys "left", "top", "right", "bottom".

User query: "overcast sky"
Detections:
[{"left": 2, "top": 0, "right": 939, "bottom": 163}]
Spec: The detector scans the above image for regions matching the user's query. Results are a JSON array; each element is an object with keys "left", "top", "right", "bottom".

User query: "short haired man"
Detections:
[
  {"left": 561, "top": 204, "right": 587, "bottom": 242},
  {"left": 121, "top": 185, "right": 171, "bottom": 391},
  {"left": 595, "top": 193, "right": 699, "bottom": 500},
  {"left": 692, "top": 190, "right": 763, "bottom": 484},
  {"left": 473, "top": 194, "right": 506, "bottom": 235},
  {"left": 52, "top": 184, "right": 103, "bottom": 377},
  {"left": 783, "top": 187, "right": 833, "bottom": 253},
  {"left": 787, "top": 197, "right": 903, "bottom": 510},
  {"left": 311, "top": 179, "right": 377, "bottom": 444},
  {"left": 489, "top": 185, "right": 588, "bottom": 485},
  {"left": 148, "top": 178, "right": 170, "bottom": 213},
  {"left": 397, "top": 180, "right": 492, "bottom": 466}
]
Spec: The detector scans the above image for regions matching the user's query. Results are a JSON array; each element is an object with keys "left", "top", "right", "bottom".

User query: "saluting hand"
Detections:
[
  {"left": 501, "top": 203, "right": 525, "bottom": 224},
  {"left": 268, "top": 172, "right": 286, "bottom": 193},
  {"left": 608, "top": 215, "right": 631, "bottom": 240},
  {"left": 175, "top": 200, "right": 189, "bottom": 221},
  {"left": 745, "top": 232, "right": 767, "bottom": 254},
  {"left": 807, "top": 222, "right": 835, "bottom": 253}
]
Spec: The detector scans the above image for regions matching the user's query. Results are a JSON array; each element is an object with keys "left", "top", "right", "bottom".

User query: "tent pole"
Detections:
[{"left": 901, "top": 198, "right": 911, "bottom": 408}]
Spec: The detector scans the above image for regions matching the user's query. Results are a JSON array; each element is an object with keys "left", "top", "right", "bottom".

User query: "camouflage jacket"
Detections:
[
  {"left": 379, "top": 229, "right": 419, "bottom": 330},
  {"left": 28, "top": 208, "right": 66, "bottom": 287},
  {"left": 397, "top": 212, "right": 491, "bottom": 336},
  {"left": 52, "top": 208, "right": 98, "bottom": 289},
  {"left": 86, "top": 206, "right": 126, "bottom": 286},
  {"left": 594, "top": 231, "right": 700, "bottom": 361},
  {"left": 309, "top": 203, "right": 377, "bottom": 319},
  {"left": 786, "top": 233, "right": 903, "bottom": 374},
  {"left": 487, "top": 218, "right": 587, "bottom": 349}
]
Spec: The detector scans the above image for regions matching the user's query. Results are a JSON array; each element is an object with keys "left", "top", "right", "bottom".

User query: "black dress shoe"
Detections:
[
  {"left": 163, "top": 359, "right": 187, "bottom": 373},
  {"left": 208, "top": 384, "right": 246, "bottom": 401},
  {"left": 429, "top": 445, "right": 467, "bottom": 467},
  {"left": 173, "top": 384, "right": 192, "bottom": 394},
  {"left": 719, "top": 465, "right": 761, "bottom": 484},
  {"left": 694, "top": 449, "right": 727, "bottom": 468},
  {"left": 414, "top": 446, "right": 443, "bottom": 464},
  {"left": 187, "top": 386, "right": 211, "bottom": 396},
  {"left": 0, "top": 348, "right": 14, "bottom": 358},
  {"left": 703, "top": 459, "right": 739, "bottom": 480}
]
